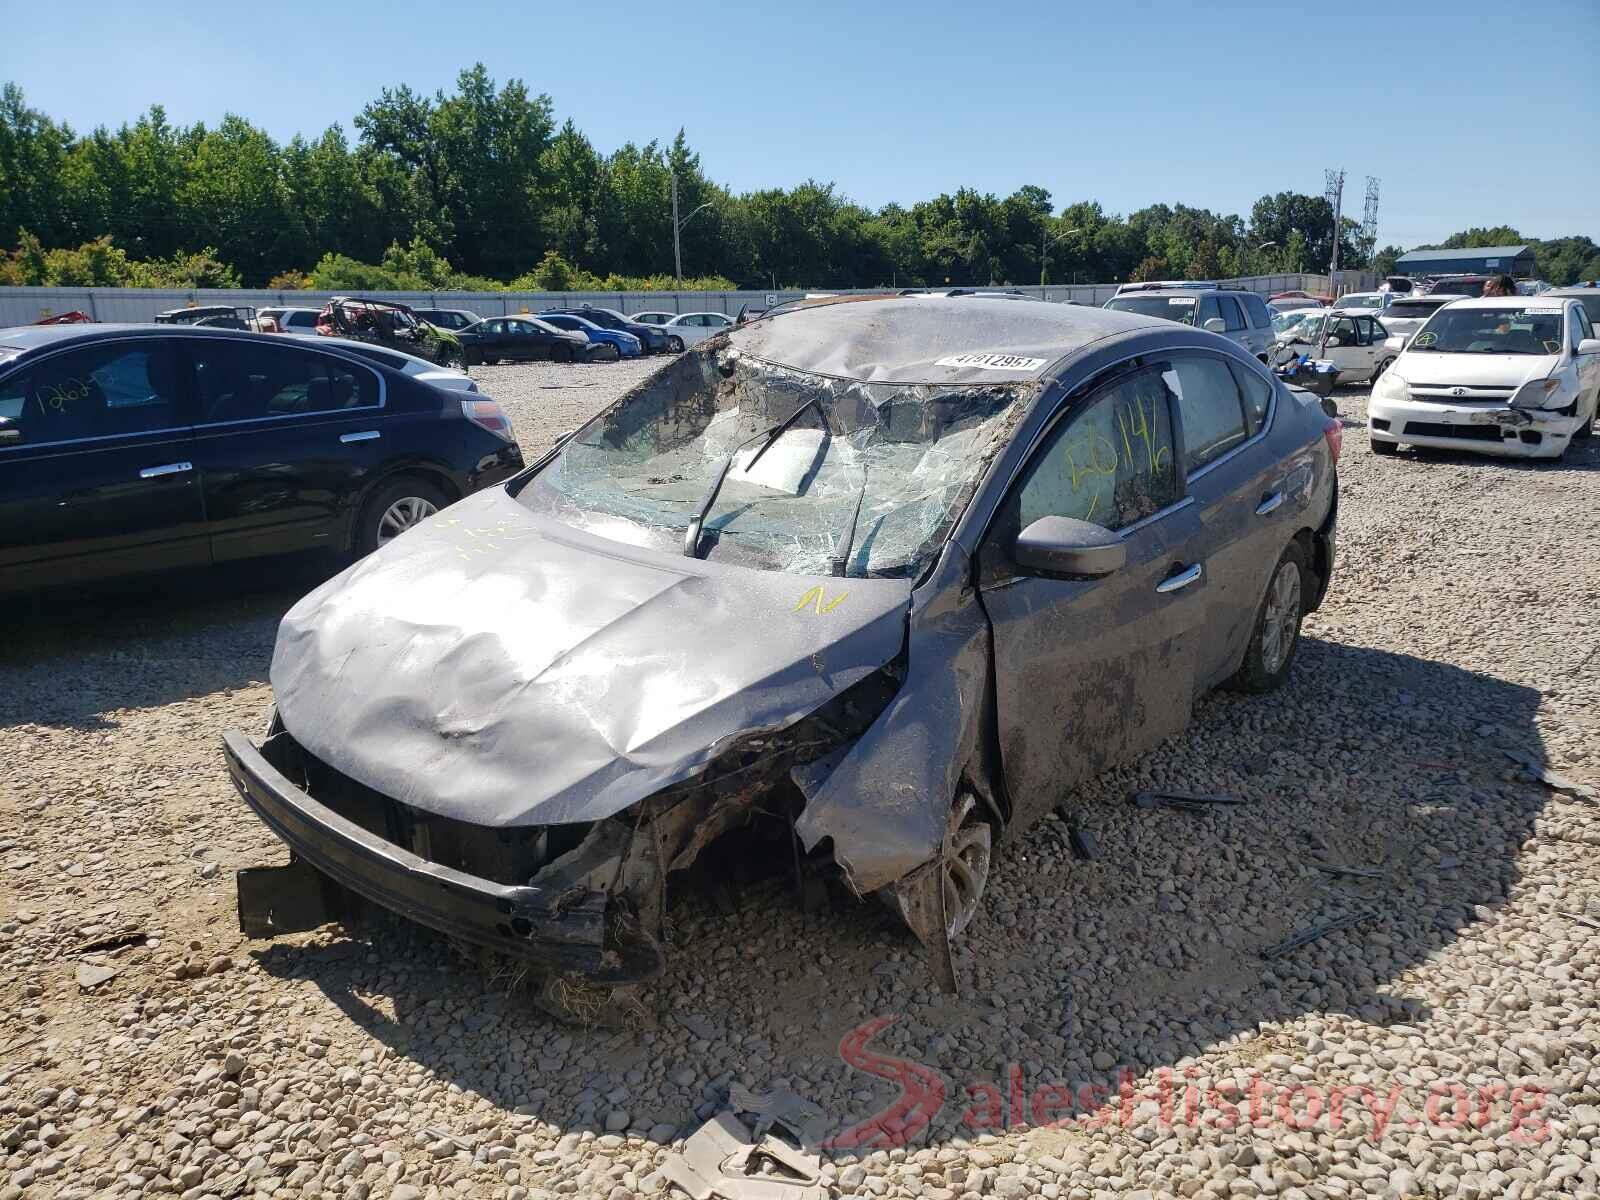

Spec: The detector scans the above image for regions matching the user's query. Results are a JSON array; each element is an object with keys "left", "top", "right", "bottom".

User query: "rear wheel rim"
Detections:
[
  {"left": 1260, "top": 561, "right": 1302, "bottom": 675},
  {"left": 376, "top": 496, "right": 438, "bottom": 546}
]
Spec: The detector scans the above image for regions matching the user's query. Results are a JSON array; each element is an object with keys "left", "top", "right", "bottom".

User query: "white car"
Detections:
[
  {"left": 628, "top": 310, "right": 735, "bottom": 349},
  {"left": 287, "top": 334, "right": 480, "bottom": 393},
  {"left": 258, "top": 306, "right": 321, "bottom": 335},
  {"left": 1368, "top": 296, "right": 1600, "bottom": 459},
  {"left": 1329, "top": 291, "right": 1388, "bottom": 313},
  {"left": 1374, "top": 294, "right": 1462, "bottom": 343},
  {"left": 1272, "top": 308, "right": 1398, "bottom": 383}
]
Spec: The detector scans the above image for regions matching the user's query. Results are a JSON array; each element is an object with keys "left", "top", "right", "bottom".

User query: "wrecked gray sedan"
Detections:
[{"left": 225, "top": 296, "right": 1338, "bottom": 991}]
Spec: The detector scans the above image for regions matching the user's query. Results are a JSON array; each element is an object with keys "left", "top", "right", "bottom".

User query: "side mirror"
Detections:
[
  {"left": 1578, "top": 338, "right": 1600, "bottom": 355},
  {"left": 1326, "top": 336, "right": 1345, "bottom": 347},
  {"left": 1202, "top": 317, "right": 1227, "bottom": 334},
  {"left": 0, "top": 416, "right": 19, "bottom": 445},
  {"left": 1383, "top": 334, "right": 1407, "bottom": 353},
  {"left": 1013, "top": 516, "right": 1125, "bottom": 578}
]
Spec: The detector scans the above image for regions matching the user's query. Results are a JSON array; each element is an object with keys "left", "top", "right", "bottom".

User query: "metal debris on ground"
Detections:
[
  {"left": 75, "top": 928, "right": 148, "bottom": 954},
  {"left": 1311, "top": 862, "right": 1385, "bottom": 879},
  {"left": 659, "top": 1111, "right": 825, "bottom": 1200},
  {"left": 1131, "top": 790, "right": 1245, "bottom": 813},
  {"left": 1260, "top": 911, "right": 1373, "bottom": 960},
  {"left": 1503, "top": 749, "right": 1600, "bottom": 802}
]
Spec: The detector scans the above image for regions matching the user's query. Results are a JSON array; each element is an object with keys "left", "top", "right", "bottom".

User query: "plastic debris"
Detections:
[{"left": 659, "top": 1111, "right": 825, "bottom": 1200}]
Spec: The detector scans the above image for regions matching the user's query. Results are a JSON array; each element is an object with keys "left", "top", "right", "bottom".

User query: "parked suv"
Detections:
[
  {"left": 1104, "top": 285, "right": 1275, "bottom": 361},
  {"left": 0, "top": 324, "right": 523, "bottom": 593}
]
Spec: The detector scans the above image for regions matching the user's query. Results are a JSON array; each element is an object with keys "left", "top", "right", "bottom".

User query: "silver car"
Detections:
[{"left": 1105, "top": 286, "right": 1276, "bottom": 362}]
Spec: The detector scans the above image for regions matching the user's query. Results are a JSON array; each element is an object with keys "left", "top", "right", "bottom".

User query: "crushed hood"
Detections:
[{"left": 270, "top": 488, "right": 911, "bottom": 827}]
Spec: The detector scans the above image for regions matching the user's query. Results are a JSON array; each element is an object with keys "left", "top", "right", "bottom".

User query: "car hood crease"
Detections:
[{"left": 270, "top": 488, "right": 912, "bottom": 827}]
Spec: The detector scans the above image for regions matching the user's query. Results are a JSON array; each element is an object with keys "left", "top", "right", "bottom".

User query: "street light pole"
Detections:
[
  {"left": 1040, "top": 226, "right": 1082, "bottom": 287},
  {"left": 671, "top": 172, "right": 713, "bottom": 288}
]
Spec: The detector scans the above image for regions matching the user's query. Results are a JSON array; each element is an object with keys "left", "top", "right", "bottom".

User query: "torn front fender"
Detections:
[{"left": 792, "top": 545, "right": 993, "bottom": 896}]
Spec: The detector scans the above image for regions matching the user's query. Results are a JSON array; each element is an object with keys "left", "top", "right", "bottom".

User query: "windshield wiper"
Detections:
[
  {"left": 684, "top": 396, "right": 824, "bottom": 559},
  {"left": 829, "top": 461, "right": 869, "bottom": 577}
]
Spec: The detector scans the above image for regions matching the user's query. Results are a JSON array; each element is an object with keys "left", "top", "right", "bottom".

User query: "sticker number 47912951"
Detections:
[{"left": 934, "top": 352, "right": 1046, "bottom": 372}]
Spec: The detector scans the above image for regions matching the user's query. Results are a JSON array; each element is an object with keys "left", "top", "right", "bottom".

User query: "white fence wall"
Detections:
[{"left": 0, "top": 273, "right": 1366, "bottom": 329}]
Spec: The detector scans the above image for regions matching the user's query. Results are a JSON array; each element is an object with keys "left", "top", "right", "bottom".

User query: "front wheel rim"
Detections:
[
  {"left": 376, "top": 496, "right": 438, "bottom": 546},
  {"left": 941, "top": 794, "right": 991, "bottom": 938},
  {"left": 1260, "top": 561, "right": 1303, "bottom": 675}
]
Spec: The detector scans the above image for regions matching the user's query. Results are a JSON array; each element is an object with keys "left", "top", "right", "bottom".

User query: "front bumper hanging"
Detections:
[{"left": 222, "top": 731, "right": 663, "bottom": 983}]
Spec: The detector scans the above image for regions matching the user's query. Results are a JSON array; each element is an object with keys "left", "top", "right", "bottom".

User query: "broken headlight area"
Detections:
[{"left": 231, "top": 656, "right": 905, "bottom": 983}]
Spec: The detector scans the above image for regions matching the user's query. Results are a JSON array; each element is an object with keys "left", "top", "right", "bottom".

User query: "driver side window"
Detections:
[{"left": 1009, "top": 368, "right": 1181, "bottom": 536}]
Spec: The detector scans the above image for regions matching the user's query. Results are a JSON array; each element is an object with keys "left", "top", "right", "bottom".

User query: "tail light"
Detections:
[
  {"left": 460, "top": 398, "right": 512, "bottom": 439},
  {"left": 1322, "top": 416, "right": 1342, "bottom": 463}
]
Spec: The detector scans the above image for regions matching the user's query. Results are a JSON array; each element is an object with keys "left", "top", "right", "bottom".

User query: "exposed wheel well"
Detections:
[{"left": 348, "top": 467, "right": 461, "bottom": 552}]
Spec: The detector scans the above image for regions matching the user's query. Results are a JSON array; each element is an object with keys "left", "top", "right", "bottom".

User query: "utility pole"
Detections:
[
  {"left": 1040, "top": 226, "right": 1081, "bottom": 287},
  {"left": 671, "top": 172, "right": 712, "bottom": 289},
  {"left": 1324, "top": 168, "right": 1345, "bottom": 285},
  {"left": 672, "top": 173, "right": 681, "bottom": 287}
]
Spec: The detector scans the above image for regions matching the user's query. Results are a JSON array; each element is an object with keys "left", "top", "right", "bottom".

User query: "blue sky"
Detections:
[{"left": 4, "top": 0, "right": 1596, "bottom": 250}]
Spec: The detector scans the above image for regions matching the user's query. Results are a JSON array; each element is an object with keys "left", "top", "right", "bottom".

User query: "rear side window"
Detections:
[
  {"left": 1242, "top": 293, "right": 1273, "bottom": 327},
  {"left": 1218, "top": 296, "right": 1246, "bottom": 331},
  {"left": 1011, "top": 368, "right": 1180, "bottom": 532},
  {"left": 0, "top": 343, "right": 183, "bottom": 444},
  {"left": 191, "top": 340, "right": 379, "bottom": 424},
  {"left": 1229, "top": 361, "right": 1274, "bottom": 435},
  {"left": 1165, "top": 355, "right": 1249, "bottom": 473},
  {"left": 286, "top": 311, "right": 318, "bottom": 329}
]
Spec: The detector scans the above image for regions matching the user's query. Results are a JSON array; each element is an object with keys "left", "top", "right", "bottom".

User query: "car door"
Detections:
[
  {"left": 184, "top": 336, "right": 391, "bottom": 561},
  {"left": 1320, "top": 315, "right": 1366, "bottom": 376},
  {"left": 1218, "top": 295, "right": 1256, "bottom": 357},
  {"left": 0, "top": 338, "right": 207, "bottom": 591},
  {"left": 1570, "top": 304, "right": 1600, "bottom": 407},
  {"left": 1162, "top": 352, "right": 1304, "bottom": 688},
  {"left": 976, "top": 363, "right": 1207, "bottom": 830}
]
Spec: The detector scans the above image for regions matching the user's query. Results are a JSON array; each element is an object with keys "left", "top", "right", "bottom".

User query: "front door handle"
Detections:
[
  {"left": 139, "top": 461, "right": 193, "bottom": 479},
  {"left": 1255, "top": 490, "right": 1284, "bottom": 516},
  {"left": 1156, "top": 562, "right": 1203, "bottom": 593},
  {"left": 340, "top": 430, "right": 381, "bottom": 444}
]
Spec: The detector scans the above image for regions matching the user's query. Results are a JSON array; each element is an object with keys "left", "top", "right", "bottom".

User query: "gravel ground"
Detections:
[{"left": 2, "top": 362, "right": 1599, "bottom": 1200}]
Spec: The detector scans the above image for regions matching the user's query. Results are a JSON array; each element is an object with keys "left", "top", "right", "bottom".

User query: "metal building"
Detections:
[{"left": 1393, "top": 245, "right": 1536, "bottom": 278}]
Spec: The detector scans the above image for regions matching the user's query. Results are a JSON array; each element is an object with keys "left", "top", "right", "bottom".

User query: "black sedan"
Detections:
[
  {"left": 456, "top": 316, "right": 589, "bottom": 366},
  {"left": 227, "top": 295, "right": 1338, "bottom": 999},
  {"left": 0, "top": 325, "right": 523, "bottom": 594},
  {"left": 541, "top": 305, "right": 673, "bottom": 354}
]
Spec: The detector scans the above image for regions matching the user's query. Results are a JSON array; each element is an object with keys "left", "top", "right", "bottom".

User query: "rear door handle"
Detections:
[
  {"left": 340, "top": 430, "right": 380, "bottom": 444},
  {"left": 1156, "top": 562, "right": 1203, "bottom": 593},
  {"left": 139, "top": 461, "right": 193, "bottom": 479},
  {"left": 1255, "top": 490, "right": 1284, "bottom": 516}
]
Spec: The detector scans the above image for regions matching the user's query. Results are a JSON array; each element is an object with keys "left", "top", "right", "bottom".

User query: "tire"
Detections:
[
  {"left": 667, "top": 336, "right": 685, "bottom": 353},
  {"left": 552, "top": 344, "right": 573, "bottom": 364},
  {"left": 1226, "top": 543, "right": 1309, "bottom": 694},
  {"left": 1371, "top": 437, "right": 1399, "bottom": 456},
  {"left": 355, "top": 477, "right": 450, "bottom": 558},
  {"left": 595, "top": 343, "right": 621, "bottom": 362},
  {"left": 1372, "top": 357, "right": 1394, "bottom": 381},
  {"left": 1573, "top": 401, "right": 1594, "bottom": 440}
]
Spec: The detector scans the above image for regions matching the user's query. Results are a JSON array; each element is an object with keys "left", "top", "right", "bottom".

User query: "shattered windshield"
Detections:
[{"left": 513, "top": 350, "right": 1027, "bottom": 578}]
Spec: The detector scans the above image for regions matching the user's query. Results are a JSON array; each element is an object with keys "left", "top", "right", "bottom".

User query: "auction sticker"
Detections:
[{"left": 935, "top": 352, "right": 1047, "bottom": 371}]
